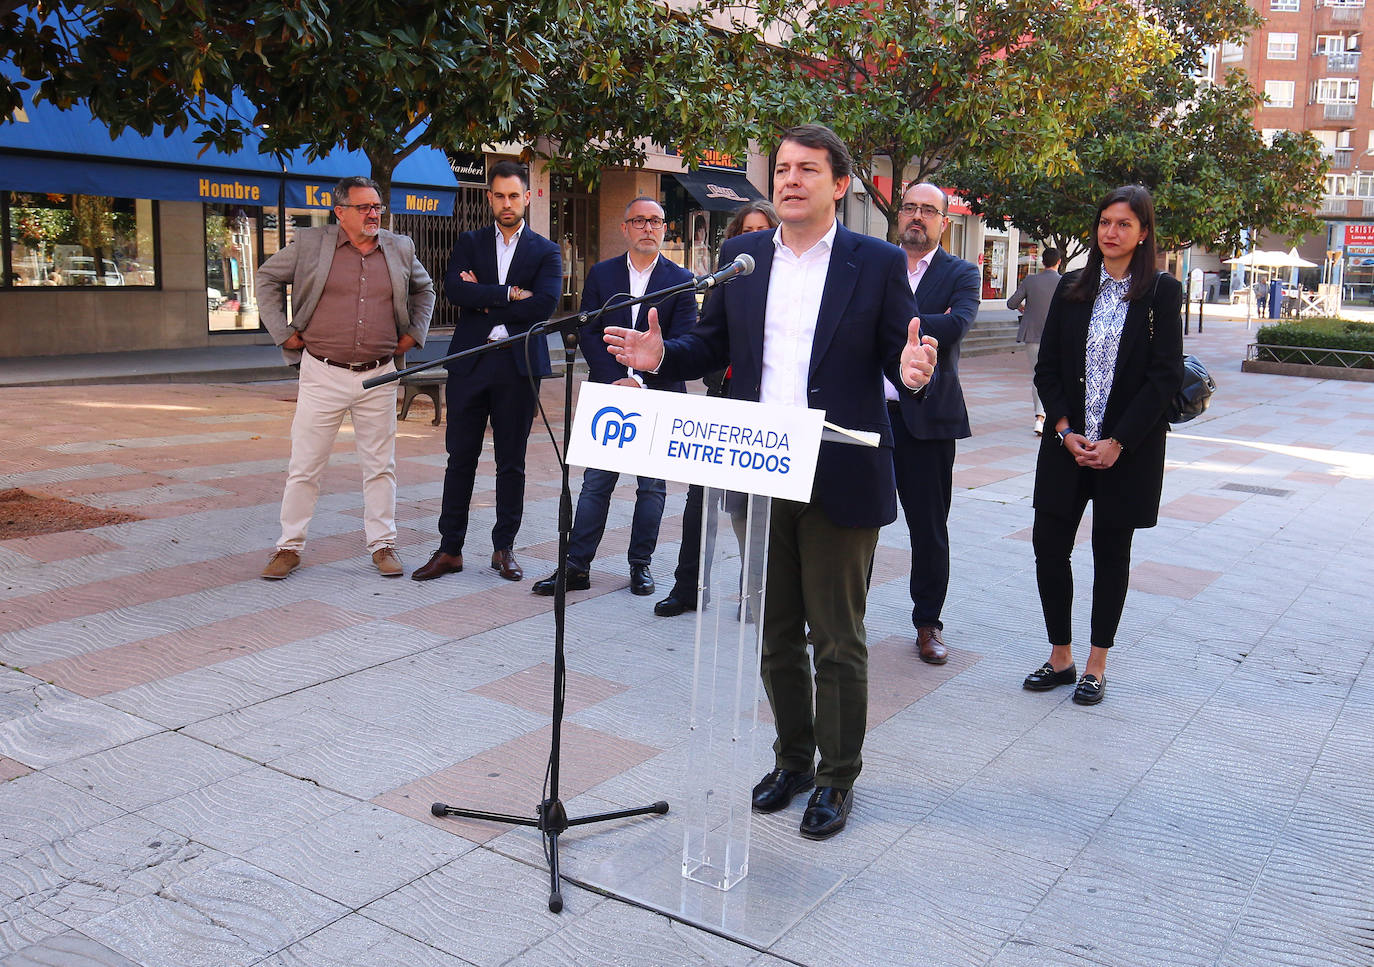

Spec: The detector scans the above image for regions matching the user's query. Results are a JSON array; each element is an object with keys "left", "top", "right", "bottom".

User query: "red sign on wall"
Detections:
[{"left": 1345, "top": 224, "right": 1374, "bottom": 246}]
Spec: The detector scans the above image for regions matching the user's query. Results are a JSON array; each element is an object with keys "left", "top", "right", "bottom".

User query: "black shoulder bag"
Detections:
[{"left": 1147, "top": 273, "right": 1216, "bottom": 424}]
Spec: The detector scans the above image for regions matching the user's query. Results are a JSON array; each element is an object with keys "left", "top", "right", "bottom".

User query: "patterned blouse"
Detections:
[{"left": 1083, "top": 267, "right": 1132, "bottom": 442}]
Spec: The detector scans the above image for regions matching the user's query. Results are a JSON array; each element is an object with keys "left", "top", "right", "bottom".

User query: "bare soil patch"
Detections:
[{"left": 0, "top": 488, "right": 143, "bottom": 540}]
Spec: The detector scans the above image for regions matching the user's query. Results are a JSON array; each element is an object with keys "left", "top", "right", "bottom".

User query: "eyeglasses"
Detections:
[
  {"left": 625, "top": 216, "right": 666, "bottom": 230},
  {"left": 340, "top": 204, "right": 386, "bottom": 214},
  {"left": 899, "top": 203, "right": 945, "bottom": 219}
]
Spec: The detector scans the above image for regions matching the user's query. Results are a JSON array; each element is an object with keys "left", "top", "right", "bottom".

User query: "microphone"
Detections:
[{"left": 695, "top": 253, "right": 755, "bottom": 290}]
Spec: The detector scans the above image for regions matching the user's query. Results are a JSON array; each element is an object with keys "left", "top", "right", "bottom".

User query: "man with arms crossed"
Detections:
[
  {"left": 605, "top": 125, "right": 937, "bottom": 839},
  {"left": 412, "top": 161, "right": 562, "bottom": 584},
  {"left": 885, "top": 182, "right": 981, "bottom": 665},
  {"left": 531, "top": 197, "right": 697, "bottom": 597},
  {"left": 258, "top": 176, "right": 434, "bottom": 580}
]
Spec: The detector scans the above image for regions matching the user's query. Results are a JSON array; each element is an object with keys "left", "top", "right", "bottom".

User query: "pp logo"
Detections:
[{"left": 590, "top": 405, "right": 641, "bottom": 448}]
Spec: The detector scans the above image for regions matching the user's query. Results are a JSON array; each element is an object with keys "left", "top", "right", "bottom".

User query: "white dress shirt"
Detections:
[
  {"left": 488, "top": 221, "right": 524, "bottom": 341},
  {"left": 624, "top": 253, "right": 658, "bottom": 384},
  {"left": 761, "top": 220, "right": 837, "bottom": 407},
  {"left": 884, "top": 248, "right": 935, "bottom": 401}
]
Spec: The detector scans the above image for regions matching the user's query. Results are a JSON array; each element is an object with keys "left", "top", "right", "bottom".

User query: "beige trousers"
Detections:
[{"left": 277, "top": 352, "right": 398, "bottom": 553}]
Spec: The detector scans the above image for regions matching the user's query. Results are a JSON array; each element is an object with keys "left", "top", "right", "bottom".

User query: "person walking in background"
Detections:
[
  {"left": 1008, "top": 247, "right": 1062, "bottom": 437},
  {"left": 531, "top": 197, "right": 697, "bottom": 598},
  {"left": 604, "top": 124, "right": 938, "bottom": 840},
  {"left": 412, "top": 161, "right": 562, "bottom": 585},
  {"left": 1022, "top": 185, "right": 1183, "bottom": 707},
  {"left": 257, "top": 176, "right": 435, "bottom": 580},
  {"left": 885, "top": 182, "right": 980, "bottom": 666},
  {"left": 655, "top": 199, "right": 780, "bottom": 619}
]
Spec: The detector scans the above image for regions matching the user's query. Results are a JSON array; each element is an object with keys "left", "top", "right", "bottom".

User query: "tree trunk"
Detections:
[{"left": 365, "top": 148, "right": 398, "bottom": 230}]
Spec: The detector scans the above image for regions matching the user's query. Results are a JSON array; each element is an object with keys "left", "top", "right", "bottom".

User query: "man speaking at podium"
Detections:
[{"left": 604, "top": 124, "right": 937, "bottom": 840}]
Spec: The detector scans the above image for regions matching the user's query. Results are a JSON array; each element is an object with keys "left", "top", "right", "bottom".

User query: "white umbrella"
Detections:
[{"left": 1281, "top": 247, "right": 1317, "bottom": 268}]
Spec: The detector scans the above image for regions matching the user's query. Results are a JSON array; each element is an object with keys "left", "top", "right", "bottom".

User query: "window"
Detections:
[
  {"left": 1315, "top": 77, "right": 1358, "bottom": 102},
  {"left": 1264, "top": 80, "right": 1296, "bottom": 108},
  {"left": 1326, "top": 174, "right": 1350, "bottom": 196},
  {"left": 1270, "top": 0, "right": 1299, "bottom": 9},
  {"left": 1261, "top": 128, "right": 1291, "bottom": 145},
  {"left": 204, "top": 203, "right": 330, "bottom": 332},
  {"left": 3, "top": 193, "right": 157, "bottom": 288},
  {"left": 1356, "top": 174, "right": 1374, "bottom": 197},
  {"left": 1267, "top": 32, "right": 1299, "bottom": 59},
  {"left": 1221, "top": 41, "right": 1244, "bottom": 62},
  {"left": 1195, "top": 46, "right": 1217, "bottom": 82},
  {"left": 1316, "top": 34, "right": 1346, "bottom": 54}
]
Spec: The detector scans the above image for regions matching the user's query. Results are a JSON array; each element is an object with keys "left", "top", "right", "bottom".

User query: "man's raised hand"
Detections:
[{"left": 604, "top": 307, "right": 665, "bottom": 374}]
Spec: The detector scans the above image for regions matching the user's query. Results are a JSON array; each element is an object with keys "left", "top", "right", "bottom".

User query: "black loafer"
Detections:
[
  {"left": 531, "top": 568, "right": 590, "bottom": 596},
  {"left": 629, "top": 563, "right": 655, "bottom": 596},
  {"left": 653, "top": 593, "right": 696, "bottom": 617},
  {"left": 800, "top": 787, "right": 852, "bottom": 840},
  {"left": 1072, "top": 673, "right": 1105, "bottom": 705},
  {"left": 1023, "top": 661, "right": 1077, "bottom": 691},
  {"left": 751, "top": 768, "right": 815, "bottom": 813}
]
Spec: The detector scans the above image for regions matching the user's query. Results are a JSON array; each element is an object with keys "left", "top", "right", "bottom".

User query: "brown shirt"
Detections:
[{"left": 303, "top": 234, "right": 396, "bottom": 363}]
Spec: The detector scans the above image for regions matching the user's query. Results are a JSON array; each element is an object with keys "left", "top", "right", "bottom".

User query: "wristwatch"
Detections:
[{"left": 1056, "top": 427, "right": 1073, "bottom": 446}]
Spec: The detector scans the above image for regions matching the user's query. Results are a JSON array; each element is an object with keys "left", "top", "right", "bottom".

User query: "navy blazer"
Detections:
[
  {"left": 657, "top": 223, "right": 918, "bottom": 529},
  {"left": 1033, "top": 270, "right": 1185, "bottom": 529},
  {"left": 892, "top": 246, "right": 980, "bottom": 440},
  {"left": 579, "top": 255, "right": 697, "bottom": 391},
  {"left": 443, "top": 224, "right": 562, "bottom": 378}
]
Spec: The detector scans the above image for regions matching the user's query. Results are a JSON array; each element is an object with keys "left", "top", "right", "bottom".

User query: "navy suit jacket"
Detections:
[
  {"left": 579, "top": 255, "right": 697, "bottom": 392},
  {"left": 443, "top": 224, "right": 562, "bottom": 378},
  {"left": 892, "top": 246, "right": 980, "bottom": 440},
  {"left": 657, "top": 223, "right": 919, "bottom": 529}
]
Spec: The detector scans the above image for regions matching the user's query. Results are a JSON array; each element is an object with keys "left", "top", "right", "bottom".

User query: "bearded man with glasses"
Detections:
[{"left": 257, "top": 175, "right": 435, "bottom": 580}]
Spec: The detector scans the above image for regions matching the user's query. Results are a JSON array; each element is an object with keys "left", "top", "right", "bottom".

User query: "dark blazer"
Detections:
[
  {"left": 579, "top": 254, "right": 697, "bottom": 391},
  {"left": 657, "top": 223, "right": 918, "bottom": 529},
  {"left": 1033, "top": 270, "right": 1185, "bottom": 529},
  {"left": 891, "top": 246, "right": 980, "bottom": 441},
  {"left": 443, "top": 224, "right": 562, "bottom": 378}
]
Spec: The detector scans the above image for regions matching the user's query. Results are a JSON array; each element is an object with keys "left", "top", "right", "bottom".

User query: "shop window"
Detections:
[
  {"left": 205, "top": 203, "right": 329, "bottom": 332},
  {"left": 4, "top": 192, "right": 157, "bottom": 288},
  {"left": 981, "top": 235, "right": 1008, "bottom": 300}
]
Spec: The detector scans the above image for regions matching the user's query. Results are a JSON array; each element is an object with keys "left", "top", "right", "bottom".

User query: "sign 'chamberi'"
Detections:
[{"left": 567, "top": 383, "right": 825, "bottom": 503}]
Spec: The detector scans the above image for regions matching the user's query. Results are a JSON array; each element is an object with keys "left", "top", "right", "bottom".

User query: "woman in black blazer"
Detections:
[{"left": 1022, "top": 185, "right": 1184, "bottom": 706}]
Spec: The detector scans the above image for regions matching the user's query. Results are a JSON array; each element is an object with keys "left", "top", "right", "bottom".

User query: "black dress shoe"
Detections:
[
  {"left": 654, "top": 593, "right": 696, "bottom": 617},
  {"left": 751, "top": 768, "right": 815, "bottom": 813},
  {"left": 799, "top": 787, "right": 853, "bottom": 840},
  {"left": 1072, "top": 673, "right": 1105, "bottom": 705},
  {"left": 411, "top": 550, "right": 463, "bottom": 582},
  {"left": 629, "top": 563, "right": 654, "bottom": 596},
  {"left": 490, "top": 548, "right": 523, "bottom": 581},
  {"left": 531, "top": 568, "right": 590, "bottom": 596},
  {"left": 1023, "top": 661, "right": 1077, "bottom": 691}
]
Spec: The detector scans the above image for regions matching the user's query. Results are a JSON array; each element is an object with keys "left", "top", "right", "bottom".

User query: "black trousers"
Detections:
[
  {"left": 437, "top": 348, "right": 537, "bottom": 555},
  {"left": 1032, "top": 475, "right": 1136, "bottom": 649},
  {"left": 890, "top": 409, "right": 956, "bottom": 630}
]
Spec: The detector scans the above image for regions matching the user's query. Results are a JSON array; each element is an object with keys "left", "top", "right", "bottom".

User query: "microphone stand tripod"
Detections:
[{"left": 363, "top": 275, "right": 711, "bottom": 912}]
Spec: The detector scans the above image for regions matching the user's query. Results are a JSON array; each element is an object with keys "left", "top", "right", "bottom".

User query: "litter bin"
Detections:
[{"left": 1269, "top": 279, "right": 1283, "bottom": 319}]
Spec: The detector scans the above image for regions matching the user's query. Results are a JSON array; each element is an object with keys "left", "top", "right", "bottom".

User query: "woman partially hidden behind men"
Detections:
[{"left": 1022, "top": 185, "right": 1184, "bottom": 707}]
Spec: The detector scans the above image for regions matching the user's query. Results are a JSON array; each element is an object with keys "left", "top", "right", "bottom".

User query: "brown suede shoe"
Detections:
[
  {"left": 411, "top": 550, "right": 463, "bottom": 582},
  {"left": 261, "top": 549, "right": 300, "bottom": 580},
  {"left": 916, "top": 626, "right": 948, "bottom": 664},
  {"left": 490, "top": 548, "right": 523, "bottom": 581},
  {"left": 372, "top": 547, "right": 404, "bottom": 577}
]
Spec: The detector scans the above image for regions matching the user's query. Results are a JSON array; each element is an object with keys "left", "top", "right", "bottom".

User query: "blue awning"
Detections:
[{"left": 0, "top": 71, "right": 458, "bottom": 214}]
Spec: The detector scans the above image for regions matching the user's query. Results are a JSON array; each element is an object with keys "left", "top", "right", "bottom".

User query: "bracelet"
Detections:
[{"left": 1107, "top": 437, "right": 1125, "bottom": 452}]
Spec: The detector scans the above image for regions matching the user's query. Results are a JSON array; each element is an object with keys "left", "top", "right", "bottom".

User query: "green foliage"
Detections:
[
  {"left": 747, "top": 0, "right": 1176, "bottom": 240},
  {"left": 944, "top": 2, "right": 1323, "bottom": 261},
  {"left": 1256, "top": 321, "right": 1374, "bottom": 368}
]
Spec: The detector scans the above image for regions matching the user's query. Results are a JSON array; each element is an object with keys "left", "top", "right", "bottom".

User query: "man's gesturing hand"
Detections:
[
  {"left": 900, "top": 318, "right": 938, "bottom": 390},
  {"left": 604, "top": 307, "right": 665, "bottom": 374}
]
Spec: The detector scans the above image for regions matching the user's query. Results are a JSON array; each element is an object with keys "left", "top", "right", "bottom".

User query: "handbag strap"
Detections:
[{"left": 1146, "top": 271, "right": 1162, "bottom": 341}]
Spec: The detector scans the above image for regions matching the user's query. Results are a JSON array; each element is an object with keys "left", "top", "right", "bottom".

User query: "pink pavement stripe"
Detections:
[
  {"left": 471, "top": 662, "right": 628, "bottom": 716},
  {"left": 372, "top": 722, "right": 664, "bottom": 843},
  {"left": 957, "top": 444, "right": 1032, "bottom": 466},
  {"left": 1129, "top": 560, "right": 1222, "bottom": 599},
  {"left": 871, "top": 545, "right": 913, "bottom": 589},
  {"left": 0, "top": 531, "right": 378, "bottom": 634},
  {"left": 1158, "top": 495, "right": 1244, "bottom": 523},
  {"left": 1007, "top": 515, "right": 1093, "bottom": 544},
  {"left": 1227, "top": 424, "right": 1282, "bottom": 438},
  {"left": 1207, "top": 447, "right": 1266, "bottom": 467},
  {"left": 0, "top": 530, "right": 123, "bottom": 563},
  {"left": 866, "top": 633, "right": 980, "bottom": 728},
  {"left": 391, "top": 578, "right": 599, "bottom": 638},
  {"left": 0, "top": 756, "right": 32, "bottom": 782},
  {"left": 27, "top": 600, "right": 375, "bottom": 697},
  {"left": 1286, "top": 469, "right": 1343, "bottom": 486},
  {"left": 953, "top": 466, "right": 1023, "bottom": 488}
]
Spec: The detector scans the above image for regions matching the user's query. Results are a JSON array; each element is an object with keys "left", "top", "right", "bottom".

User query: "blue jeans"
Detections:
[{"left": 566, "top": 467, "right": 665, "bottom": 572}]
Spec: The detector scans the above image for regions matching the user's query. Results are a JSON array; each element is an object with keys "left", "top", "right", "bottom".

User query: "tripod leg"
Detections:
[{"left": 547, "top": 831, "right": 563, "bottom": 913}]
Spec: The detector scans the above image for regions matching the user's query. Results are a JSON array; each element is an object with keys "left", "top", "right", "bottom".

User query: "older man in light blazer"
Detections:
[
  {"left": 257, "top": 175, "right": 435, "bottom": 580},
  {"left": 1008, "top": 247, "right": 1061, "bottom": 436}
]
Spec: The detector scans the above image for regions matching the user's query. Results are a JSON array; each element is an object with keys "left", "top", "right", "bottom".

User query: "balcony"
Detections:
[
  {"left": 1332, "top": 148, "right": 1355, "bottom": 168},
  {"left": 1323, "top": 102, "right": 1357, "bottom": 120},
  {"left": 1318, "top": 196, "right": 1351, "bottom": 216},
  {"left": 1326, "top": 51, "right": 1361, "bottom": 72},
  {"left": 1364, "top": 199, "right": 1374, "bottom": 216}
]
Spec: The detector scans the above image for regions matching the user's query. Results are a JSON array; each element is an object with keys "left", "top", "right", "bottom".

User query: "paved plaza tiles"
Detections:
[{"left": 1, "top": 313, "right": 1372, "bottom": 966}]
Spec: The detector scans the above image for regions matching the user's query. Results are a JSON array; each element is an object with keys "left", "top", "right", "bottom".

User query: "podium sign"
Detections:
[{"left": 566, "top": 383, "right": 824, "bottom": 503}]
